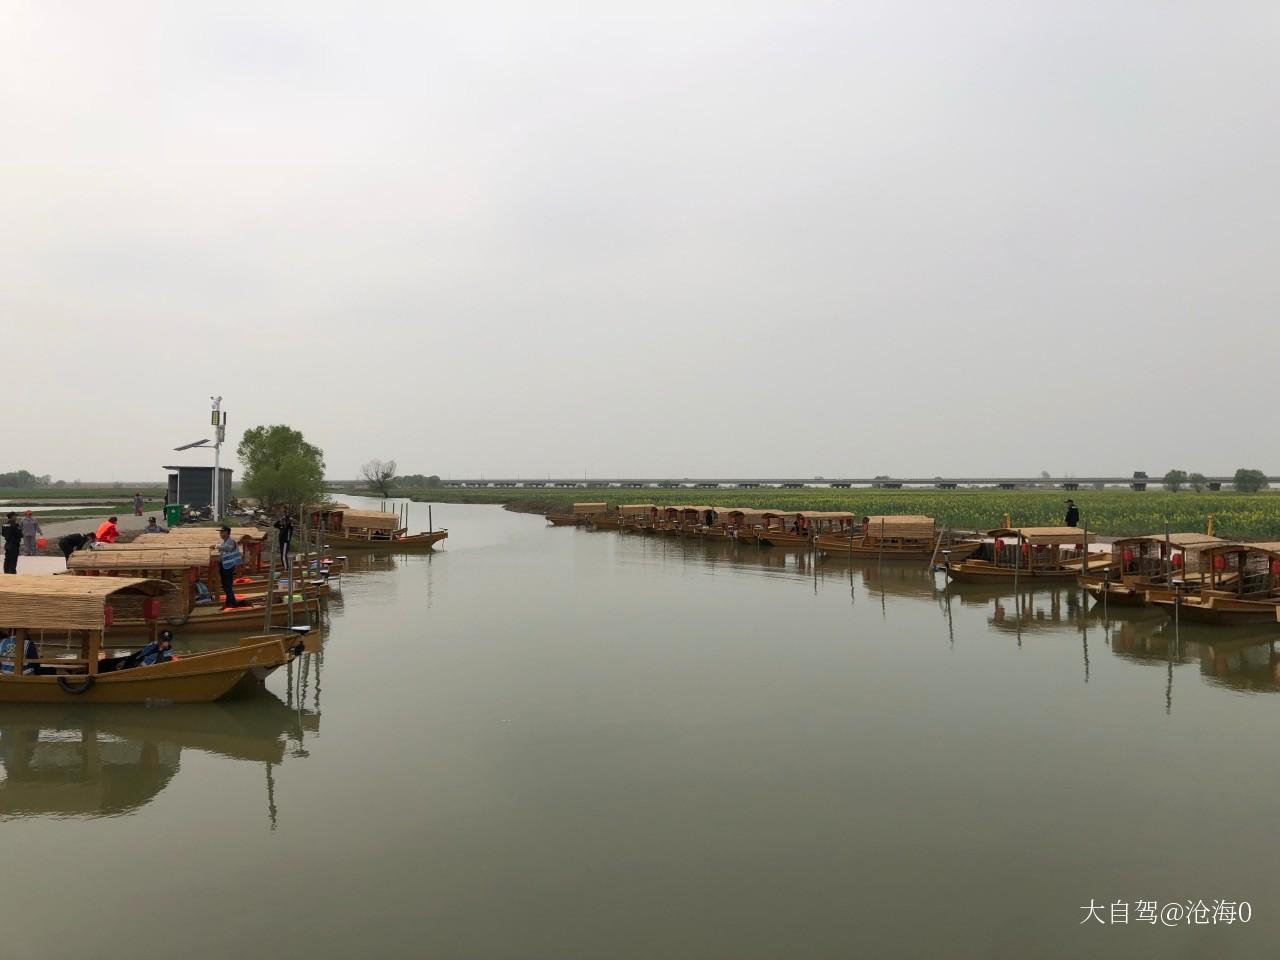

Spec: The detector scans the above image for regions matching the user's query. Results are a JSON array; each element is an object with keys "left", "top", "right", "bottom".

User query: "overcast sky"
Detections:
[{"left": 4, "top": 1, "right": 1276, "bottom": 481}]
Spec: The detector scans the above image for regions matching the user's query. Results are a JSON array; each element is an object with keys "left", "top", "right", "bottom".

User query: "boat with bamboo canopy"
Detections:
[
  {"left": 816, "top": 515, "right": 982, "bottom": 562},
  {"left": 655, "top": 506, "right": 715, "bottom": 537},
  {"left": 944, "top": 527, "right": 1106, "bottom": 583},
  {"left": 1078, "top": 533, "right": 1229, "bottom": 606},
  {"left": 617, "top": 504, "right": 658, "bottom": 532},
  {"left": 67, "top": 548, "right": 321, "bottom": 633},
  {"left": 96, "top": 539, "right": 332, "bottom": 599},
  {"left": 1149, "top": 542, "right": 1280, "bottom": 625},
  {"left": 700, "top": 508, "right": 769, "bottom": 540},
  {"left": 574, "top": 503, "right": 621, "bottom": 530},
  {"left": 308, "top": 507, "right": 447, "bottom": 549},
  {"left": 0, "top": 576, "right": 303, "bottom": 704},
  {"left": 757, "top": 512, "right": 856, "bottom": 548}
]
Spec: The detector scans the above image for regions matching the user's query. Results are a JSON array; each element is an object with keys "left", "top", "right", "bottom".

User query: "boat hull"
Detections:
[
  {"left": 322, "top": 530, "right": 448, "bottom": 550},
  {"left": 946, "top": 555, "right": 1110, "bottom": 583},
  {"left": 1151, "top": 595, "right": 1280, "bottom": 626},
  {"left": 815, "top": 537, "right": 982, "bottom": 562},
  {"left": 0, "top": 637, "right": 299, "bottom": 704}
]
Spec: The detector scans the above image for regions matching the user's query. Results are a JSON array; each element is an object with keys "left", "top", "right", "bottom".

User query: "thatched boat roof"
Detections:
[
  {"left": 572, "top": 502, "right": 610, "bottom": 515},
  {"left": 69, "top": 547, "right": 215, "bottom": 571},
  {"left": 337, "top": 509, "right": 400, "bottom": 531},
  {"left": 137, "top": 528, "right": 266, "bottom": 545},
  {"left": 987, "top": 526, "right": 1094, "bottom": 545},
  {"left": 0, "top": 576, "right": 181, "bottom": 630},
  {"left": 864, "top": 515, "right": 935, "bottom": 539},
  {"left": 1111, "top": 533, "right": 1226, "bottom": 550}
]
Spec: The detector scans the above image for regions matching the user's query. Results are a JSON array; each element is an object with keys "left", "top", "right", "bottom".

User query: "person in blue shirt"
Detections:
[
  {"left": 218, "top": 526, "right": 247, "bottom": 608},
  {"left": 0, "top": 631, "right": 39, "bottom": 674}
]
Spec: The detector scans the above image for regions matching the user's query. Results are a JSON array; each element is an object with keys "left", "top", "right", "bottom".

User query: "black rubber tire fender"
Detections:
[{"left": 57, "top": 675, "right": 95, "bottom": 696}]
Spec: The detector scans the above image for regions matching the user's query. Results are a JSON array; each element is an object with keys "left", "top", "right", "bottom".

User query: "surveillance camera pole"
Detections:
[{"left": 211, "top": 396, "right": 225, "bottom": 520}]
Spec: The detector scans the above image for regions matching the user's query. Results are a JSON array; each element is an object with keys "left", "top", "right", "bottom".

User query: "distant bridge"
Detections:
[{"left": 396, "top": 475, "right": 1277, "bottom": 492}]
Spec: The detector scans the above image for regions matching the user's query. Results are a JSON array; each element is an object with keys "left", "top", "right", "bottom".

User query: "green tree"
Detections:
[
  {"left": 1188, "top": 472, "right": 1207, "bottom": 492},
  {"left": 1233, "top": 468, "right": 1269, "bottom": 494},
  {"left": 237, "top": 425, "right": 326, "bottom": 512},
  {"left": 1163, "top": 469, "right": 1188, "bottom": 492}
]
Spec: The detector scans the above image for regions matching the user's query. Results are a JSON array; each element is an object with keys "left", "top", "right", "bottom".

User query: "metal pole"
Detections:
[
  {"left": 1164, "top": 522, "right": 1171, "bottom": 584},
  {"left": 1013, "top": 532, "right": 1020, "bottom": 597},
  {"left": 263, "top": 529, "right": 276, "bottom": 633}
]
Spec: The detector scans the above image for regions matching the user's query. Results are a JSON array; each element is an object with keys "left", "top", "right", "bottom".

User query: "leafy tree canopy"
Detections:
[
  {"left": 237, "top": 425, "right": 326, "bottom": 512},
  {"left": 1234, "top": 468, "right": 1269, "bottom": 494}
]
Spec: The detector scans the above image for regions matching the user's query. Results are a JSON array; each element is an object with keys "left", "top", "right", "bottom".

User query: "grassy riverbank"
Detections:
[{"left": 390, "top": 486, "right": 1280, "bottom": 539}]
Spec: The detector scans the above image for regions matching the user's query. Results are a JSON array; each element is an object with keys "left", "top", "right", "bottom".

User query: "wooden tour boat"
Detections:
[
  {"left": 1150, "top": 542, "right": 1280, "bottom": 625},
  {"left": 701, "top": 508, "right": 768, "bottom": 540},
  {"left": 68, "top": 548, "right": 322, "bottom": 634},
  {"left": 0, "top": 576, "right": 302, "bottom": 704},
  {"left": 1078, "top": 532, "right": 1227, "bottom": 606},
  {"left": 617, "top": 504, "right": 659, "bottom": 532},
  {"left": 816, "top": 515, "right": 982, "bottom": 562},
  {"left": 944, "top": 527, "right": 1106, "bottom": 583},
  {"left": 757, "top": 512, "right": 857, "bottom": 548},
  {"left": 309, "top": 507, "right": 447, "bottom": 549}
]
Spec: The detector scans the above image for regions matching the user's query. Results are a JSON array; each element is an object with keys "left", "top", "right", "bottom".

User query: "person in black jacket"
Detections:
[
  {"left": 58, "top": 531, "right": 97, "bottom": 565},
  {"left": 273, "top": 511, "right": 294, "bottom": 570},
  {"left": 1064, "top": 500, "right": 1080, "bottom": 526},
  {"left": 1, "top": 513, "right": 21, "bottom": 574}
]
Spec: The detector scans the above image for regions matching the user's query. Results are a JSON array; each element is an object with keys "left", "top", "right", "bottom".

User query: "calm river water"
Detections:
[{"left": 2, "top": 500, "right": 1278, "bottom": 959}]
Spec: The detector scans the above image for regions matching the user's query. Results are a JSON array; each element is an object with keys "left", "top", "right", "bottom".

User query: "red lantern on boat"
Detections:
[
  {"left": 994, "top": 539, "right": 1005, "bottom": 552},
  {"left": 1171, "top": 552, "right": 1184, "bottom": 569},
  {"left": 1271, "top": 559, "right": 1280, "bottom": 577},
  {"left": 1122, "top": 549, "right": 1134, "bottom": 564},
  {"left": 142, "top": 598, "right": 161, "bottom": 620},
  {"left": 1021, "top": 543, "right": 1031, "bottom": 556},
  {"left": 102, "top": 604, "right": 114, "bottom": 627},
  {"left": 1213, "top": 555, "right": 1227, "bottom": 571}
]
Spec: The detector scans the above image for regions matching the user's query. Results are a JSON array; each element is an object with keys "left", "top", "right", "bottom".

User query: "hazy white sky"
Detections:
[{"left": 4, "top": 1, "right": 1277, "bottom": 480}]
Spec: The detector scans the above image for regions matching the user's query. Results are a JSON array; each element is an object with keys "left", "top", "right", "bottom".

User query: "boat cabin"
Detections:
[
  {"left": 0, "top": 576, "right": 182, "bottom": 682},
  {"left": 69, "top": 546, "right": 228, "bottom": 611},
  {"left": 311, "top": 508, "right": 403, "bottom": 542}
]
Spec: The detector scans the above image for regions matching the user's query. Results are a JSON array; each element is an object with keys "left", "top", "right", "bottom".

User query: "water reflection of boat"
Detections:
[
  {"left": 986, "top": 587, "right": 1088, "bottom": 634},
  {"left": 0, "top": 694, "right": 316, "bottom": 819},
  {"left": 855, "top": 562, "right": 943, "bottom": 600}
]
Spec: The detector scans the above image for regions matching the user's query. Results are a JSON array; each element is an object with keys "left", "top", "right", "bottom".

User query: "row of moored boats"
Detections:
[
  {"left": 0, "top": 505, "right": 448, "bottom": 704},
  {"left": 552, "top": 504, "right": 1280, "bottom": 626}
]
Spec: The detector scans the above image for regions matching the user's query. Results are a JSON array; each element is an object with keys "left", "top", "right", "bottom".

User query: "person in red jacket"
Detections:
[{"left": 95, "top": 516, "right": 120, "bottom": 544}]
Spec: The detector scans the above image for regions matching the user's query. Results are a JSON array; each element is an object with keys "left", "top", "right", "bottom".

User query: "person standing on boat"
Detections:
[
  {"left": 273, "top": 510, "right": 294, "bottom": 571},
  {"left": 218, "top": 526, "right": 247, "bottom": 608},
  {"left": 2, "top": 513, "right": 22, "bottom": 574},
  {"left": 1064, "top": 499, "right": 1080, "bottom": 526},
  {"left": 20, "top": 510, "right": 42, "bottom": 555}
]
